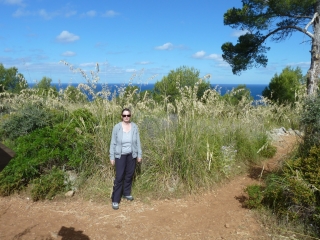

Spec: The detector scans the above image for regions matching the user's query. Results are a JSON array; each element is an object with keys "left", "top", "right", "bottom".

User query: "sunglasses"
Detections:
[{"left": 122, "top": 114, "right": 131, "bottom": 117}]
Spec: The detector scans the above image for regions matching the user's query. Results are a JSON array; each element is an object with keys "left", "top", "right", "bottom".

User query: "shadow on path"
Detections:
[{"left": 58, "top": 226, "right": 90, "bottom": 240}]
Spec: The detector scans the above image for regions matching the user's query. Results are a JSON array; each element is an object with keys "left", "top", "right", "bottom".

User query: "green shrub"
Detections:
[
  {"left": 262, "top": 66, "right": 304, "bottom": 105},
  {"left": 0, "top": 121, "right": 94, "bottom": 196},
  {"left": 287, "top": 146, "right": 320, "bottom": 189},
  {"left": 0, "top": 104, "right": 56, "bottom": 140},
  {"left": 261, "top": 147, "right": 320, "bottom": 233},
  {"left": 263, "top": 173, "right": 316, "bottom": 220},
  {"left": 70, "top": 108, "right": 97, "bottom": 134},
  {"left": 244, "top": 184, "right": 264, "bottom": 209},
  {"left": 300, "top": 96, "right": 320, "bottom": 155},
  {"left": 31, "top": 167, "right": 66, "bottom": 201}
]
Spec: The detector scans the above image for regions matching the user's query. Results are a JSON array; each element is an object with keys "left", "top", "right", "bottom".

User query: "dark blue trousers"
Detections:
[{"left": 112, "top": 153, "right": 136, "bottom": 203}]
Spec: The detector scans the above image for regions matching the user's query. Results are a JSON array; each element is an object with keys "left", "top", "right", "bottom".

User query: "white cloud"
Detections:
[
  {"left": 39, "top": 9, "right": 53, "bottom": 20},
  {"left": 13, "top": 8, "right": 31, "bottom": 17},
  {"left": 12, "top": 7, "right": 77, "bottom": 19},
  {"left": 206, "top": 54, "right": 223, "bottom": 61},
  {"left": 135, "top": 61, "right": 152, "bottom": 65},
  {"left": 126, "top": 69, "right": 136, "bottom": 73},
  {"left": 192, "top": 51, "right": 225, "bottom": 65},
  {"left": 155, "top": 42, "right": 174, "bottom": 50},
  {"left": 85, "top": 10, "right": 96, "bottom": 17},
  {"left": 65, "top": 10, "right": 77, "bottom": 17},
  {"left": 232, "top": 30, "right": 249, "bottom": 37},
  {"left": 1, "top": 0, "right": 25, "bottom": 6},
  {"left": 62, "top": 51, "right": 76, "bottom": 57},
  {"left": 192, "top": 51, "right": 206, "bottom": 58},
  {"left": 4, "top": 48, "right": 14, "bottom": 52},
  {"left": 103, "top": 10, "right": 119, "bottom": 17},
  {"left": 79, "top": 62, "right": 96, "bottom": 68},
  {"left": 56, "top": 31, "right": 80, "bottom": 43},
  {"left": 192, "top": 51, "right": 223, "bottom": 60},
  {"left": 287, "top": 61, "right": 310, "bottom": 69},
  {"left": 95, "top": 42, "right": 107, "bottom": 48}
]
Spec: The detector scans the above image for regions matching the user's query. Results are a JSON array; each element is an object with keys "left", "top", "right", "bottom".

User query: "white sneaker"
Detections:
[
  {"left": 112, "top": 202, "right": 119, "bottom": 210},
  {"left": 122, "top": 195, "right": 134, "bottom": 201}
]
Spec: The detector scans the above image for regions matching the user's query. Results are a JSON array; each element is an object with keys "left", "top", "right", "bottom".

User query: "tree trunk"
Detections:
[{"left": 307, "top": 1, "right": 320, "bottom": 95}]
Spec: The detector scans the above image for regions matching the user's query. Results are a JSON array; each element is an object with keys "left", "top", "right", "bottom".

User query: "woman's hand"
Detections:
[
  {"left": 137, "top": 158, "right": 142, "bottom": 163},
  {"left": 110, "top": 160, "right": 115, "bottom": 166}
]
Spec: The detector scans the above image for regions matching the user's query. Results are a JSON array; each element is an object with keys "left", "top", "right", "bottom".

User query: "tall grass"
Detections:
[{"left": 0, "top": 63, "right": 302, "bottom": 201}]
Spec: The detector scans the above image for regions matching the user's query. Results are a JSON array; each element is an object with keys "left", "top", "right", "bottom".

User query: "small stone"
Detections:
[
  {"left": 65, "top": 190, "right": 75, "bottom": 197},
  {"left": 225, "top": 223, "right": 230, "bottom": 228},
  {"left": 50, "top": 232, "right": 58, "bottom": 239}
]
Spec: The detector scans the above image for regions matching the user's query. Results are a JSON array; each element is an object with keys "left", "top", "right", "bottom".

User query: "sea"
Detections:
[{"left": 31, "top": 83, "right": 268, "bottom": 101}]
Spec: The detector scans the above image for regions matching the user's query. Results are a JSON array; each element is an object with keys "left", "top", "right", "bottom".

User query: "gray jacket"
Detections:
[{"left": 109, "top": 122, "right": 142, "bottom": 160}]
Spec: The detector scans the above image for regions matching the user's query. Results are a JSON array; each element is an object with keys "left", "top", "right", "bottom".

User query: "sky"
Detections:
[{"left": 0, "top": 0, "right": 312, "bottom": 85}]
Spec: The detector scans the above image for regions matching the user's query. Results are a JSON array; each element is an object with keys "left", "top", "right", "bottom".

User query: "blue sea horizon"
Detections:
[{"left": 30, "top": 83, "right": 268, "bottom": 101}]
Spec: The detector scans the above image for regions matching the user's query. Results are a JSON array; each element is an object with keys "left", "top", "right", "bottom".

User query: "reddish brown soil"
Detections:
[{"left": 0, "top": 135, "right": 298, "bottom": 240}]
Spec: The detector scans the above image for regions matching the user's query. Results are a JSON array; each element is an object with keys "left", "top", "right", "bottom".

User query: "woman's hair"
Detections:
[{"left": 121, "top": 108, "right": 131, "bottom": 115}]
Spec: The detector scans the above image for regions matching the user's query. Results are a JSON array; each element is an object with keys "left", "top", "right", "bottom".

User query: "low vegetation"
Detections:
[
  {"left": 245, "top": 96, "right": 320, "bottom": 238},
  {"left": 1, "top": 63, "right": 319, "bottom": 237}
]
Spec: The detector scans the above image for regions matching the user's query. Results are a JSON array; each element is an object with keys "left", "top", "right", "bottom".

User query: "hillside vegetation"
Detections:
[{"left": 1, "top": 64, "right": 319, "bottom": 237}]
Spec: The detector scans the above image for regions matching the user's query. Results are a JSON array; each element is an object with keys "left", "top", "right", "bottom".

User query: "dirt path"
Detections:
[{"left": 0, "top": 135, "right": 298, "bottom": 240}]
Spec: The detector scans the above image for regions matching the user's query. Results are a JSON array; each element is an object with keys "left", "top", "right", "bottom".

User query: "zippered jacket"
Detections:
[{"left": 109, "top": 122, "right": 142, "bottom": 160}]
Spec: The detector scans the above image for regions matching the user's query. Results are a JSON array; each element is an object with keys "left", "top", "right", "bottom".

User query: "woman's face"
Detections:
[{"left": 122, "top": 110, "right": 131, "bottom": 123}]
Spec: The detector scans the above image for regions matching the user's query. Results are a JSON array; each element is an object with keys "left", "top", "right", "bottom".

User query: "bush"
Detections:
[
  {"left": 222, "top": 84, "right": 253, "bottom": 106},
  {"left": 0, "top": 104, "right": 56, "bottom": 140},
  {"left": 31, "top": 167, "right": 66, "bottom": 201},
  {"left": 262, "top": 66, "right": 304, "bottom": 105},
  {"left": 260, "top": 145, "right": 320, "bottom": 235},
  {"left": 70, "top": 108, "right": 97, "bottom": 134},
  {"left": 0, "top": 121, "right": 94, "bottom": 196},
  {"left": 300, "top": 96, "right": 320, "bottom": 155},
  {"left": 244, "top": 184, "right": 264, "bottom": 209}
]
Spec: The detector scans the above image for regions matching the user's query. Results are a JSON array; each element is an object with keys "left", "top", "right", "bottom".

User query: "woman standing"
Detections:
[{"left": 109, "top": 108, "right": 142, "bottom": 210}]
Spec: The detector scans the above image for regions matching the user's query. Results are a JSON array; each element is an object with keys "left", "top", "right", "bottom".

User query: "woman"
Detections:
[{"left": 109, "top": 108, "right": 142, "bottom": 210}]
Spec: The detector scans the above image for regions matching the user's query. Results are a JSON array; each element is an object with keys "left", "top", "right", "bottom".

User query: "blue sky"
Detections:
[{"left": 0, "top": 0, "right": 311, "bottom": 85}]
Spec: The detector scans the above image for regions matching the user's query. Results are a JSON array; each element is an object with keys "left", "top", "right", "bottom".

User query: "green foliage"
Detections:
[
  {"left": 0, "top": 104, "right": 57, "bottom": 140},
  {"left": 63, "top": 85, "right": 88, "bottom": 103},
  {"left": 0, "top": 63, "right": 28, "bottom": 93},
  {"left": 119, "top": 85, "right": 140, "bottom": 106},
  {"left": 31, "top": 167, "right": 66, "bottom": 201},
  {"left": 286, "top": 147, "right": 320, "bottom": 192},
  {"left": 222, "top": 84, "right": 253, "bottom": 105},
  {"left": 262, "top": 66, "right": 304, "bottom": 105},
  {"left": 300, "top": 95, "right": 320, "bottom": 155},
  {"left": 70, "top": 108, "right": 97, "bottom": 134},
  {"left": 33, "top": 76, "right": 58, "bottom": 97},
  {"left": 259, "top": 145, "right": 320, "bottom": 235},
  {"left": 0, "top": 120, "right": 94, "bottom": 196},
  {"left": 263, "top": 172, "right": 316, "bottom": 219},
  {"left": 0, "top": 63, "right": 302, "bottom": 204},
  {"left": 259, "top": 143, "right": 277, "bottom": 158},
  {"left": 153, "top": 66, "right": 210, "bottom": 104},
  {"left": 221, "top": 0, "right": 318, "bottom": 95},
  {"left": 233, "top": 129, "right": 267, "bottom": 162},
  {"left": 244, "top": 184, "right": 264, "bottom": 209},
  {"left": 221, "top": 33, "right": 269, "bottom": 74}
]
